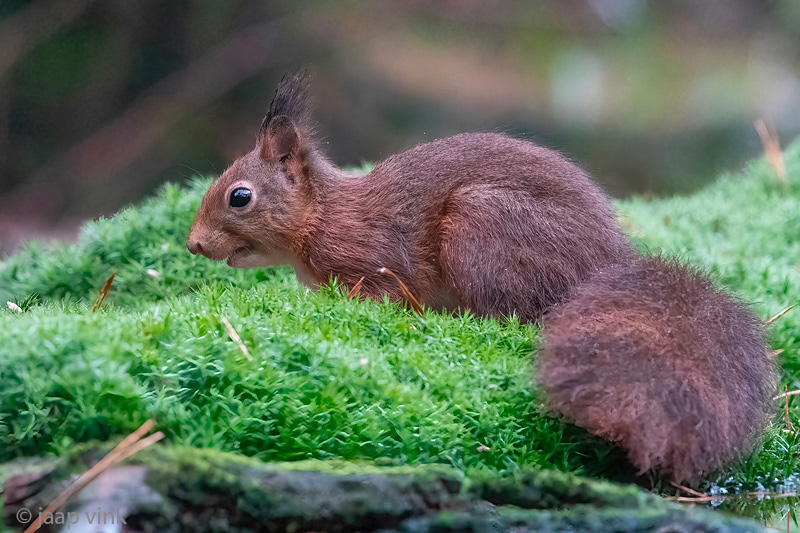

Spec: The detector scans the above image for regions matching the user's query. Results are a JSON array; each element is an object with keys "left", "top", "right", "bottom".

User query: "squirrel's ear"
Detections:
[{"left": 261, "top": 115, "right": 303, "bottom": 163}]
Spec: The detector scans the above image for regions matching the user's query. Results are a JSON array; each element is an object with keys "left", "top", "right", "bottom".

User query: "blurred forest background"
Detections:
[{"left": 0, "top": 0, "right": 798, "bottom": 253}]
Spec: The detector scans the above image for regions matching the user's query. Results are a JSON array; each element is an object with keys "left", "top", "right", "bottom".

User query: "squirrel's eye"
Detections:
[{"left": 229, "top": 188, "right": 251, "bottom": 208}]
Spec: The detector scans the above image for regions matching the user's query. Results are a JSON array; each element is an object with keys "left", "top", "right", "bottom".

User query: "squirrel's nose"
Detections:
[{"left": 187, "top": 239, "right": 204, "bottom": 255}]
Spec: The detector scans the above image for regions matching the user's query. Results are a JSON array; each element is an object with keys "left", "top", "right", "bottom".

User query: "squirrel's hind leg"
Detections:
[
  {"left": 438, "top": 202, "right": 567, "bottom": 323},
  {"left": 437, "top": 188, "right": 632, "bottom": 323}
]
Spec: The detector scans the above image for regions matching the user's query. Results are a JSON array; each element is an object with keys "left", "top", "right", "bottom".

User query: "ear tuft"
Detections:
[
  {"left": 263, "top": 115, "right": 299, "bottom": 161},
  {"left": 258, "top": 68, "right": 313, "bottom": 146}
]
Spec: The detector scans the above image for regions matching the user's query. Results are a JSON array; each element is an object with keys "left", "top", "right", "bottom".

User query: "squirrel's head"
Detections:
[{"left": 187, "top": 69, "right": 316, "bottom": 268}]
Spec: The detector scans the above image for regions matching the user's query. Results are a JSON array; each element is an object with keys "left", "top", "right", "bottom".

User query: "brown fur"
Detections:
[
  {"left": 537, "top": 257, "right": 775, "bottom": 482},
  {"left": 188, "top": 72, "right": 633, "bottom": 319},
  {"left": 188, "top": 71, "right": 776, "bottom": 481}
]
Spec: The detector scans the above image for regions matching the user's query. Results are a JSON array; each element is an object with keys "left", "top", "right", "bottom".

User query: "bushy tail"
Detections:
[{"left": 537, "top": 256, "right": 776, "bottom": 482}]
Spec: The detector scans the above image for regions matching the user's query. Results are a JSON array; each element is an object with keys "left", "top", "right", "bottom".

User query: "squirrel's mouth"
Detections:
[
  {"left": 227, "top": 246, "right": 254, "bottom": 266},
  {"left": 224, "top": 245, "right": 293, "bottom": 270}
]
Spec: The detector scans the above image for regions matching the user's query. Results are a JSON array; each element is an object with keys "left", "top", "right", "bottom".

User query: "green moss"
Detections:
[
  {"left": 0, "top": 140, "right": 799, "bottom": 506},
  {"left": 467, "top": 468, "right": 654, "bottom": 510},
  {"left": 132, "top": 445, "right": 462, "bottom": 484}
]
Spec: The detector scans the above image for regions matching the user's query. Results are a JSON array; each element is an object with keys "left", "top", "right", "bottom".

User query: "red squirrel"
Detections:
[{"left": 187, "top": 71, "right": 776, "bottom": 482}]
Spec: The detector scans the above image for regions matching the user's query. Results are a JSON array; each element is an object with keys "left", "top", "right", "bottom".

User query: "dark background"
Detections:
[{"left": 0, "top": 0, "right": 798, "bottom": 253}]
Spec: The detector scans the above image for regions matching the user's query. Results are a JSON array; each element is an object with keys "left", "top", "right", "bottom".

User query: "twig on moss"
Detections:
[
  {"left": 109, "top": 431, "right": 165, "bottom": 463},
  {"left": 348, "top": 276, "right": 365, "bottom": 299},
  {"left": 773, "top": 389, "right": 800, "bottom": 401},
  {"left": 670, "top": 481, "right": 706, "bottom": 498},
  {"left": 766, "top": 305, "right": 795, "bottom": 326},
  {"left": 92, "top": 273, "right": 115, "bottom": 312},
  {"left": 221, "top": 316, "right": 252, "bottom": 361},
  {"left": 755, "top": 119, "right": 787, "bottom": 182},
  {"left": 378, "top": 267, "right": 423, "bottom": 313},
  {"left": 23, "top": 420, "right": 162, "bottom": 533}
]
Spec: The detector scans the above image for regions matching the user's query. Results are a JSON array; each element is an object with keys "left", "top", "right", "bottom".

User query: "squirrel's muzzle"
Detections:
[
  {"left": 187, "top": 239, "right": 204, "bottom": 256},
  {"left": 186, "top": 224, "right": 234, "bottom": 262}
]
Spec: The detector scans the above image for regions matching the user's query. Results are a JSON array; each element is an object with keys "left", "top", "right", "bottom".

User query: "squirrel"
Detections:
[{"left": 187, "top": 71, "right": 776, "bottom": 483}]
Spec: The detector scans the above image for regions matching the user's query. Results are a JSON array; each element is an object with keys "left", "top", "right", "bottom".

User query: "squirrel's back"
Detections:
[
  {"left": 537, "top": 256, "right": 775, "bottom": 482},
  {"left": 309, "top": 131, "right": 634, "bottom": 319}
]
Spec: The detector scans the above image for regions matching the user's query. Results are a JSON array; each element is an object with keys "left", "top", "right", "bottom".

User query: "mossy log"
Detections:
[{"left": 1, "top": 445, "right": 761, "bottom": 532}]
